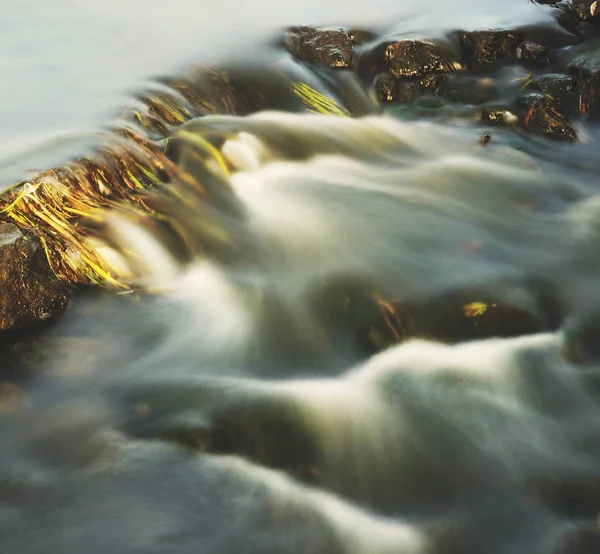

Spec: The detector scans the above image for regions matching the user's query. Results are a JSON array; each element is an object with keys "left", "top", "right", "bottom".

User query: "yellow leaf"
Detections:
[{"left": 463, "top": 302, "right": 490, "bottom": 318}]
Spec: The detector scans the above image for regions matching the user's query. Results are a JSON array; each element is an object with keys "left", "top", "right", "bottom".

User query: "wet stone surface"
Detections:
[
  {"left": 385, "top": 40, "right": 459, "bottom": 78},
  {"left": 566, "top": 40, "right": 600, "bottom": 114},
  {"left": 0, "top": 223, "right": 70, "bottom": 331},
  {"left": 284, "top": 26, "right": 354, "bottom": 68},
  {"left": 459, "top": 30, "right": 522, "bottom": 72},
  {"left": 517, "top": 40, "right": 551, "bottom": 68},
  {"left": 535, "top": 74, "right": 579, "bottom": 116},
  {"left": 523, "top": 93, "right": 579, "bottom": 141},
  {"left": 356, "top": 18, "right": 596, "bottom": 141}
]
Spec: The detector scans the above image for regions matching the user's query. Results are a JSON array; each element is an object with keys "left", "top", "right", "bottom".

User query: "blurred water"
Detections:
[
  {"left": 5, "top": 2, "right": 600, "bottom": 554},
  {"left": 0, "top": 0, "right": 554, "bottom": 185}
]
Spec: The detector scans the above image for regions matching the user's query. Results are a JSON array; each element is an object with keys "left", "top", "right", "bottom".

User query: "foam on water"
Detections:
[{"left": 6, "top": 112, "right": 600, "bottom": 553}]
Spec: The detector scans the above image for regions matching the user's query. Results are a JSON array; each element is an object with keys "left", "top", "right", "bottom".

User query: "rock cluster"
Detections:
[{"left": 282, "top": 12, "right": 600, "bottom": 144}]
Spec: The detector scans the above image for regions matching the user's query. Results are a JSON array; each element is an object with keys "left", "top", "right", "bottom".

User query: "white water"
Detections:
[{"left": 3, "top": 110, "right": 600, "bottom": 553}]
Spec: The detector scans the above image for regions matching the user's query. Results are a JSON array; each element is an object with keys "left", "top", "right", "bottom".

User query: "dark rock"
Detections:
[
  {"left": 521, "top": 92, "right": 555, "bottom": 109},
  {"left": 567, "top": 40, "right": 600, "bottom": 114},
  {"left": 419, "top": 72, "right": 447, "bottom": 92},
  {"left": 385, "top": 40, "right": 460, "bottom": 79},
  {"left": 374, "top": 72, "right": 397, "bottom": 102},
  {"left": 572, "top": 0, "right": 600, "bottom": 23},
  {"left": 307, "top": 275, "right": 560, "bottom": 354},
  {"left": 460, "top": 30, "right": 522, "bottom": 72},
  {"left": 0, "top": 223, "right": 70, "bottom": 332},
  {"left": 523, "top": 95, "right": 579, "bottom": 141},
  {"left": 480, "top": 133, "right": 491, "bottom": 145},
  {"left": 284, "top": 26, "right": 353, "bottom": 68},
  {"left": 536, "top": 74, "right": 579, "bottom": 116},
  {"left": 517, "top": 40, "right": 551, "bottom": 68},
  {"left": 373, "top": 72, "right": 445, "bottom": 105}
]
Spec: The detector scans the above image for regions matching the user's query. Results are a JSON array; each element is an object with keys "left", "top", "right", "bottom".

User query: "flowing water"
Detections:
[{"left": 4, "top": 1, "right": 600, "bottom": 553}]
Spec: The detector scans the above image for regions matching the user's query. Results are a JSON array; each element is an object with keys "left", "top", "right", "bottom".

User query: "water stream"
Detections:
[{"left": 3, "top": 1, "right": 600, "bottom": 553}]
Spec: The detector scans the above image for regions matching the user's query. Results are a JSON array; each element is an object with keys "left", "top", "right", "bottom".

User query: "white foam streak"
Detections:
[{"left": 218, "top": 455, "right": 427, "bottom": 554}]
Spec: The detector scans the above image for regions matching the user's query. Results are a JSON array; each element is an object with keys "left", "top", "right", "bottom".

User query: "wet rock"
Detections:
[
  {"left": 517, "top": 40, "right": 551, "bottom": 68},
  {"left": 419, "top": 72, "right": 447, "bottom": 92},
  {"left": 374, "top": 71, "right": 446, "bottom": 105},
  {"left": 307, "top": 275, "right": 560, "bottom": 354},
  {"left": 374, "top": 72, "right": 397, "bottom": 102},
  {"left": 571, "top": 0, "right": 600, "bottom": 23},
  {"left": 385, "top": 40, "right": 459, "bottom": 79},
  {"left": 365, "top": 288, "right": 555, "bottom": 351},
  {"left": 523, "top": 94, "right": 579, "bottom": 141},
  {"left": 0, "top": 223, "right": 70, "bottom": 332},
  {"left": 536, "top": 74, "right": 579, "bottom": 116},
  {"left": 284, "top": 26, "right": 353, "bottom": 68},
  {"left": 567, "top": 40, "right": 600, "bottom": 114},
  {"left": 460, "top": 30, "right": 522, "bottom": 72}
]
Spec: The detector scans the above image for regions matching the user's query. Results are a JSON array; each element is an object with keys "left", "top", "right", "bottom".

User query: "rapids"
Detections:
[
  {"left": 3, "top": 111, "right": 600, "bottom": 553},
  {"left": 4, "top": 2, "right": 600, "bottom": 553}
]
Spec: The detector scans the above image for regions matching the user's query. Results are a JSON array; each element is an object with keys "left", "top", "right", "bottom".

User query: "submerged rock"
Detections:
[
  {"left": 0, "top": 223, "right": 70, "bottom": 331},
  {"left": 376, "top": 40, "right": 460, "bottom": 104},
  {"left": 284, "top": 26, "right": 354, "bottom": 68},
  {"left": 567, "top": 40, "right": 600, "bottom": 114},
  {"left": 460, "top": 30, "right": 522, "bottom": 72},
  {"left": 385, "top": 40, "right": 459, "bottom": 78},
  {"left": 517, "top": 40, "right": 551, "bottom": 68},
  {"left": 374, "top": 72, "right": 398, "bottom": 102},
  {"left": 523, "top": 94, "right": 579, "bottom": 141},
  {"left": 536, "top": 74, "right": 579, "bottom": 116}
]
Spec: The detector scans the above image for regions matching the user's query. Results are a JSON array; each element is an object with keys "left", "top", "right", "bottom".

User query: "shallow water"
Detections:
[{"left": 4, "top": 1, "right": 600, "bottom": 554}]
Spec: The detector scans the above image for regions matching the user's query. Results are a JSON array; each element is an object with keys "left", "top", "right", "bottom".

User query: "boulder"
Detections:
[
  {"left": 385, "top": 40, "right": 459, "bottom": 78},
  {"left": 517, "top": 40, "right": 551, "bottom": 68},
  {"left": 460, "top": 30, "right": 522, "bottom": 72},
  {"left": 374, "top": 72, "right": 398, "bottom": 102},
  {"left": 536, "top": 74, "right": 580, "bottom": 116},
  {"left": 284, "top": 26, "right": 354, "bottom": 68},
  {"left": 522, "top": 93, "right": 579, "bottom": 141},
  {"left": 567, "top": 40, "right": 600, "bottom": 114},
  {"left": 0, "top": 223, "right": 70, "bottom": 331}
]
